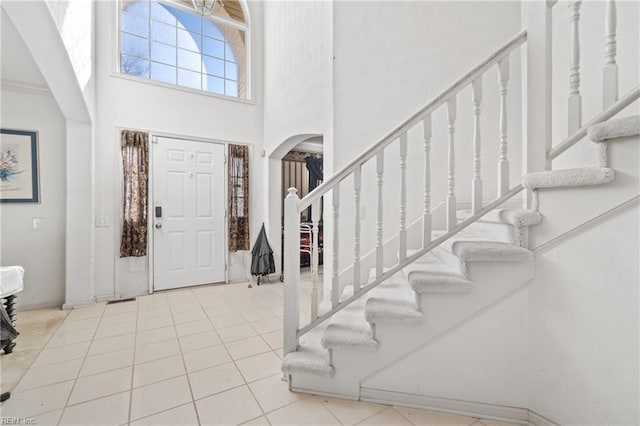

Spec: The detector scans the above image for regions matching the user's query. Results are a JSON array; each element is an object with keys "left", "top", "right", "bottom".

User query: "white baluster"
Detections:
[
  {"left": 376, "top": 152, "right": 384, "bottom": 279},
  {"left": 498, "top": 57, "right": 510, "bottom": 196},
  {"left": 331, "top": 185, "right": 340, "bottom": 308},
  {"left": 399, "top": 133, "right": 408, "bottom": 261},
  {"left": 422, "top": 114, "right": 432, "bottom": 247},
  {"left": 353, "top": 166, "right": 362, "bottom": 292},
  {"left": 283, "top": 188, "right": 300, "bottom": 356},
  {"left": 603, "top": 0, "right": 618, "bottom": 108},
  {"left": 310, "top": 198, "right": 321, "bottom": 319},
  {"left": 568, "top": 0, "right": 582, "bottom": 133},
  {"left": 472, "top": 77, "right": 483, "bottom": 213},
  {"left": 447, "top": 96, "right": 457, "bottom": 231}
]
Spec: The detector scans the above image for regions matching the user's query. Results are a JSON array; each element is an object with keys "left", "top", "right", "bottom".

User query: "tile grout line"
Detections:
[
  {"left": 57, "top": 303, "right": 108, "bottom": 425},
  {"left": 127, "top": 298, "right": 141, "bottom": 425},
  {"left": 169, "top": 289, "right": 203, "bottom": 426},
  {"left": 201, "top": 290, "right": 268, "bottom": 425}
]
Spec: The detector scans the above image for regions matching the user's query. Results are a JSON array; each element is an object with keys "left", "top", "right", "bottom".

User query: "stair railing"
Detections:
[
  {"left": 284, "top": 31, "right": 528, "bottom": 356},
  {"left": 284, "top": 0, "right": 638, "bottom": 357}
]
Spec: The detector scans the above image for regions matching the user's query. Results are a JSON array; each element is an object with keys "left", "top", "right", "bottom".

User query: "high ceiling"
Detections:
[{"left": 178, "top": 0, "right": 245, "bottom": 23}]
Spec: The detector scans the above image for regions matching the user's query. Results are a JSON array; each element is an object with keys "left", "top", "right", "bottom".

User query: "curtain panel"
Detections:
[
  {"left": 228, "top": 144, "right": 250, "bottom": 252},
  {"left": 120, "top": 130, "right": 149, "bottom": 257}
]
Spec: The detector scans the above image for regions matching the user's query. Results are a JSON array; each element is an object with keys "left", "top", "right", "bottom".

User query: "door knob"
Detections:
[{"left": 155, "top": 223, "right": 162, "bottom": 229}]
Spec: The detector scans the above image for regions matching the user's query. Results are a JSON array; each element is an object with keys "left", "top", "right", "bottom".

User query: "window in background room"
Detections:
[{"left": 119, "top": 0, "right": 249, "bottom": 99}]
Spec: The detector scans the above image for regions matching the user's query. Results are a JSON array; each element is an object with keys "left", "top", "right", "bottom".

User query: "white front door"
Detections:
[{"left": 153, "top": 137, "right": 226, "bottom": 291}]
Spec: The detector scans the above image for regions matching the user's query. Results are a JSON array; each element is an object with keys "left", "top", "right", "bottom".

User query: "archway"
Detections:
[{"left": 266, "top": 134, "right": 323, "bottom": 276}]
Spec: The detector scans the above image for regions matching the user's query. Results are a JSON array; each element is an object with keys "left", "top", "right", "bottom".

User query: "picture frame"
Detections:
[{"left": 0, "top": 129, "right": 40, "bottom": 203}]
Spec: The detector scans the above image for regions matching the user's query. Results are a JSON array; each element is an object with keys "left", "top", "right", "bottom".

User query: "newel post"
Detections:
[
  {"left": 283, "top": 188, "right": 300, "bottom": 356},
  {"left": 522, "top": 0, "right": 554, "bottom": 208}
]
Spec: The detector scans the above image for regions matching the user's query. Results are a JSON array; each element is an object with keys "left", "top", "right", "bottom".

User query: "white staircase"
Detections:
[{"left": 280, "top": 0, "right": 639, "bottom": 419}]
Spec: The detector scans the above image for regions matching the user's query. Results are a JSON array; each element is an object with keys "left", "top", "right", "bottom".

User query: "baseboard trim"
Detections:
[
  {"left": 360, "top": 387, "right": 530, "bottom": 424},
  {"left": 290, "top": 386, "right": 359, "bottom": 401},
  {"left": 17, "top": 301, "right": 64, "bottom": 311},
  {"left": 62, "top": 299, "right": 98, "bottom": 310}
]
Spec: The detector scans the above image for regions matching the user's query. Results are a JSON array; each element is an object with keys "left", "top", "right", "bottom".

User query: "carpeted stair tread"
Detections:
[
  {"left": 282, "top": 327, "right": 333, "bottom": 378},
  {"left": 457, "top": 208, "right": 543, "bottom": 227},
  {"left": 365, "top": 270, "right": 422, "bottom": 323},
  {"left": 522, "top": 167, "right": 615, "bottom": 189},
  {"left": 451, "top": 241, "right": 533, "bottom": 263},
  {"left": 322, "top": 304, "right": 378, "bottom": 352},
  {"left": 403, "top": 262, "right": 472, "bottom": 293},
  {"left": 282, "top": 344, "right": 334, "bottom": 378},
  {"left": 587, "top": 115, "right": 640, "bottom": 142}
]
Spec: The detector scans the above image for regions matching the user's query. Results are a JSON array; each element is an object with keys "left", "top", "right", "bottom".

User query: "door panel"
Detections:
[{"left": 153, "top": 137, "right": 225, "bottom": 291}]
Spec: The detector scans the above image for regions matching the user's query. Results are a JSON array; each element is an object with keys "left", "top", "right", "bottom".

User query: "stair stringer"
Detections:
[{"left": 288, "top": 259, "right": 535, "bottom": 398}]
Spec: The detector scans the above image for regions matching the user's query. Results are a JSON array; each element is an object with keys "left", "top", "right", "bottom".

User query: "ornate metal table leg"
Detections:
[{"left": 3, "top": 295, "right": 17, "bottom": 354}]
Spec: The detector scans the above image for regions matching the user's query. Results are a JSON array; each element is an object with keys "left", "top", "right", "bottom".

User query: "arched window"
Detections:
[{"left": 119, "top": 0, "right": 249, "bottom": 99}]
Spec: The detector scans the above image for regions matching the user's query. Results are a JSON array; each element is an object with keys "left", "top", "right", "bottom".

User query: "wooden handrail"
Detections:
[
  {"left": 298, "top": 30, "right": 528, "bottom": 211},
  {"left": 297, "top": 184, "right": 524, "bottom": 337}
]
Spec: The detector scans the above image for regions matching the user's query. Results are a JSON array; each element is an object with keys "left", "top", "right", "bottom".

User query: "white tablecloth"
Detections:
[{"left": 0, "top": 266, "right": 24, "bottom": 297}]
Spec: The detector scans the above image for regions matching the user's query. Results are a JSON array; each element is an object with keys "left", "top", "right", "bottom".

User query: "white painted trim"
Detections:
[
  {"left": 148, "top": 136, "right": 156, "bottom": 295},
  {"left": 295, "top": 140, "right": 324, "bottom": 154},
  {"left": 360, "top": 387, "right": 530, "bottom": 424},
  {"left": 20, "top": 301, "right": 66, "bottom": 311},
  {"left": 528, "top": 410, "right": 560, "bottom": 426},
  {"left": 0, "top": 78, "right": 51, "bottom": 96},
  {"left": 149, "top": 134, "right": 228, "bottom": 292},
  {"left": 289, "top": 385, "right": 359, "bottom": 402},
  {"left": 533, "top": 195, "right": 639, "bottom": 254},
  {"left": 62, "top": 300, "right": 98, "bottom": 310},
  {"left": 114, "top": 126, "right": 123, "bottom": 300},
  {"left": 110, "top": 73, "right": 255, "bottom": 105}
]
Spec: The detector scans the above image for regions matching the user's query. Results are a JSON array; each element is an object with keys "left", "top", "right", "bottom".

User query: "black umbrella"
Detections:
[{"left": 251, "top": 223, "right": 275, "bottom": 286}]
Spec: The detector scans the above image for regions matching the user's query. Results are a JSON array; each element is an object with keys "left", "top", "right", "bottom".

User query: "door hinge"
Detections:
[
  {"left": 224, "top": 264, "right": 228, "bottom": 271},
  {"left": 152, "top": 136, "right": 158, "bottom": 144},
  {"left": 224, "top": 209, "right": 227, "bottom": 218},
  {"left": 224, "top": 153, "right": 227, "bottom": 164}
]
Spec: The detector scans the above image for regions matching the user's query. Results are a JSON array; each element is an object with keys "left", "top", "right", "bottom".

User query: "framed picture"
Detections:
[{"left": 0, "top": 129, "right": 39, "bottom": 203}]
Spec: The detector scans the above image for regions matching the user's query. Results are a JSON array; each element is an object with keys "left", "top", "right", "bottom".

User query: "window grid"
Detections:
[{"left": 120, "top": 1, "right": 245, "bottom": 98}]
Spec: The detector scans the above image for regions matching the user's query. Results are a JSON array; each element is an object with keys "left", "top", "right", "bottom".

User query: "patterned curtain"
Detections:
[
  {"left": 228, "top": 144, "right": 250, "bottom": 251},
  {"left": 120, "top": 130, "right": 149, "bottom": 257}
]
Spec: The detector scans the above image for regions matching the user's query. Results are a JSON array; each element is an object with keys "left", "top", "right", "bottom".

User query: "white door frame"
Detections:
[{"left": 147, "top": 131, "right": 236, "bottom": 293}]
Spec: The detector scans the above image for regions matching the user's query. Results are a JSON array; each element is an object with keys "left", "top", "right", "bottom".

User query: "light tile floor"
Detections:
[{"left": 0, "top": 276, "right": 515, "bottom": 425}]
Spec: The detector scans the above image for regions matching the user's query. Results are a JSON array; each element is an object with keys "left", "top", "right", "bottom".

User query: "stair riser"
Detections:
[
  {"left": 464, "top": 221, "right": 524, "bottom": 247},
  {"left": 432, "top": 246, "right": 466, "bottom": 275}
]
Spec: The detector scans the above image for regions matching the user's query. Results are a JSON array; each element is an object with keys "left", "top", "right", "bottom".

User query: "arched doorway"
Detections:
[{"left": 266, "top": 134, "right": 323, "bottom": 277}]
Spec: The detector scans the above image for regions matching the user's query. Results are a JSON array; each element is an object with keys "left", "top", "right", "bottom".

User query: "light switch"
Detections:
[{"left": 32, "top": 217, "right": 44, "bottom": 230}]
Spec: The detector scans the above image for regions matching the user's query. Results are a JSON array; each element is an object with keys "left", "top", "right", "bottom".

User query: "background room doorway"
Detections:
[{"left": 152, "top": 136, "right": 226, "bottom": 291}]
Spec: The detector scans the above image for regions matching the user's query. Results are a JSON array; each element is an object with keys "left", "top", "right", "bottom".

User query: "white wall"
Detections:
[
  {"left": 525, "top": 3, "right": 640, "bottom": 422},
  {"left": 46, "top": 0, "right": 96, "bottom": 120},
  {"left": 93, "top": 1, "right": 265, "bottom": 298},
  {"left": 0, "top": 88, "right": 67, "bottom": 308},
  {"left": 331, "top": 1, "right": 523, "bottom": 276},
  {"left": 262, "top": 1, "right": 333, "bottom": 273},
  {"left": 528, "top": 205, "right": 639, "bottom": 425},
  {"left": 362, "top": 289, "right": 530, "bottom": 410}
]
